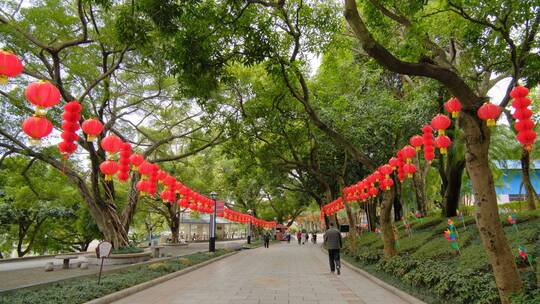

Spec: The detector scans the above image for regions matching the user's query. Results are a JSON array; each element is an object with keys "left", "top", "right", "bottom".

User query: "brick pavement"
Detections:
[{"left": 113, "top": 242, "right": 410, "bottom": 304}]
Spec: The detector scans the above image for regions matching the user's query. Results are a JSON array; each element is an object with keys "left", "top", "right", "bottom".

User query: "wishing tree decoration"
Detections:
[
  {"left": 477, "top": 102, "right": 502, "bottom": 127},
  {"left": 507, "top": 214, "right": 518, "bottom": 231},
  {"left": 422, "top": 125, "right": 435, "bottom": 162},
  {"left": 0, "top": 50, "right": 23, "bottom": 84},
  {"left": 518, "top": 245, "right": 534, "bottom": 271},
  {"left": 21, "top": 116, "right": 53, "bottom": 145},
  {"left": 81, "top": 118, "right": 104, "bottom": 142},
  {"left": 444, "top": 97, "right": 462, "bottom": 118},
  {"left": 58, "top": 101, "right": 81, "bottom": 159},
  {"left": 511, "top": 86, "right": 536, "bottom": 151},
  {"left": 25, "top": 81, "right": 61, "bottom": 116},
  {"left": 444, "top": 228, "right": 461, "bottom": 255},
  {"left": 129, "top": 154, "right": 144, "bottom": 169}
]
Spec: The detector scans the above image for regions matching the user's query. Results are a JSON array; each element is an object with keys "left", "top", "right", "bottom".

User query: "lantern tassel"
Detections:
[
  {"left": 0, "top": 75, "right": 7, "bottom": 85},
  {"left": 487, "top": 119, "right": 496, "bottom": 127},
  {"left": 440, "top": 148, "right": 447, "bottom": 154},
  {"left": 105, "top": 174, "right": 112, "bottom": 181},
  {"left": 87, "top": 135, "right": 95, "bottom": 142},
  {"left": 438, "top": 129, "right": 445, "bottom": 136},
  {"left": 452, "top": 112, "right": 458, "bottom": 119}
]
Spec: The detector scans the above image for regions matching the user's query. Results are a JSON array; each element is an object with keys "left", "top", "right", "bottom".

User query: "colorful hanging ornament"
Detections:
[
  {"left": 410, "top": 135, "right": 423, "bottom": 151},
  {"left": 444, "top": 228, "right": 461, "bottom": 255},
  {"left": 444, "top": 97, "right": 462, "bottom": 118},
  {"left": 81, "top": 118, "right": 104, "bottom": 142},
  {"left": 0, "top": 50, "right": 23, "bottom": 84},
  {"left": 422, "top": 125, "right": 435, "bottom": 162},
  {"left": 25, "top": 81, "right": 61, "bottom": 116},
  {"left": 477, "top": 102, "right": 501, "bottom": 127},
  {"left": 510, "top": 86, "right": 536, "bottom": 151},
  {"left": 99, "top": 160, "right": 119, "bottom": 181},
  {"left": 100, "top": 134, "right": 122, "bottom": 158},
  {"left": 22, "top": 116, "right": 53, "bottom": 145},
  {"left": 431, "top": 114, "right": 451, "bottom": 135},
  {"left": 117, "top": 143, "right": 131, "bottom": 182},
  {"left": 58, "top": 101, "right": 81, "bottom": 159},
  {"left": 434, "top": 135, "right": 452, "bottom": 155}
]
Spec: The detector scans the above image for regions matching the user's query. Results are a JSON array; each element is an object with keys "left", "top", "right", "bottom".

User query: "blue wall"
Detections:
[{"left": 495, "top": 169, "right": 540, "bottom": 195}]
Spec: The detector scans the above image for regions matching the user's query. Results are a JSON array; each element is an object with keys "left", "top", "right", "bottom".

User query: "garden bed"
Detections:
[
  {"left": 343, "top": 210, "right": 540, "bottom": 304},
  {"left": 0, "top": 249, "right": 233, "bottom": 304}
]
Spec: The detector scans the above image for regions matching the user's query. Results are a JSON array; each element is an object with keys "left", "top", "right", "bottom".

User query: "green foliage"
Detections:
[
  {"left": 1, "top": 250, "right": 229, "bottom": 304},
  {"left": 111, "top": 246, "right": 144, "bottom": 254}
]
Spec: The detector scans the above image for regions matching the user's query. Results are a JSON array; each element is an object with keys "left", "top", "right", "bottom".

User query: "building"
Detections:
[{"left": 495, "top": 160, "right": 540, "bottom": 203}]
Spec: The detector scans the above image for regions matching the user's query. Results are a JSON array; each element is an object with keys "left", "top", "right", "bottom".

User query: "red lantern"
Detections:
[
  {"left": 25, "top": 81, "right": 61, "bottom": 115},
  {"left": 0, "top": 50, "right": 23, "bottom": 84},
  {"left": 22, "top": 116, "right": 53, "bottom": 145},
  {"left": 401, "top": 145, "right": 416, "bottom": 161},
  {"left": 435, "top": 135, "right": 452, "bottom": 155},
  {"left": 381, "top": 178, "right": 394, "bottom": 190},
  {"left": 129, "top": 154, "right": 144, "bottom": 168},
  {"left": 379, "top": 164, "right": 393, "bottom": 176},
  {"left": 101, "top": 134, "right": 122, "bottom": 154},
  {"left": 510, "top": 86, "right": 529, "bottom": 99},
  {"left": 431, "top": 114, "right": 451, "bottom": 135},
  {"left": 403, "top": 163, "right": 416, "bottom": 178},
  {"left": 58, "top": 141, "right": 77, "bottom": 158},
  {"left": 422, "top": 124, "right": 433, "bottom": 134},
  {"left": 389, "top": 157, "right": 399, "bottom": 168},
  {"left": 81, "top": 119, "right": 104, "bottom": 142},
  {"left": 100, "top": 160, "right": 119, "bottom": 181},
  {"left": 516, "top": 130, "right": 537, "bottom": 151},
  {"left": 477, "top": 102, "right": 501, "bottom": 127},
  {"left": 513, "top": 108, "right": 532, "bottom": 121},
  {"left": 410, "top": 135, "right": 423, "bottom": 151},
  {"left": 444, "top": 97, "right": 462, "bottom": 118},
  {"left": 515, "top": 119, "right": 535, "bottom": 132}
]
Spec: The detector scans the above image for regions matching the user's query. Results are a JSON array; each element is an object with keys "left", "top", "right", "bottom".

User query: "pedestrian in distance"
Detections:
[
  {"left": 263, "top": 231, "right": 271, "bottom": 248},
  {"left": 286, "top": 231, "right": 291, "bottom": 243},
  {"left": 297, "top": 231, "right": 302, "bottom": 245},
  {"left": 304, "top": 232, "right": 309, "bottom": 245},
  {"left": 312, "top": 232, "right": 317, "bottom": 244},
  {"left": 324, "top": 222, "right": 342, "bottom": 275}
]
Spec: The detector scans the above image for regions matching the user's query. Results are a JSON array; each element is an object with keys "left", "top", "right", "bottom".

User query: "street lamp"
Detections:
[
  {"left": 247, "top": 209, "right": 253, "bottom": 244},
  {"left": 273, "top": 217, "right": 278, "bottom": 240},
  {"left": 209, "top": 191, "right": 217, "bottom": 252}
]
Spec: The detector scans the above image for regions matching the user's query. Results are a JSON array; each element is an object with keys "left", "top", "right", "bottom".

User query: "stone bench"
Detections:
[
  {"left": 151, "top": 246, "right": 165, "bottom": 258},
  {"left": 54, "top": 255, "right": 78, "bottom": 269}
]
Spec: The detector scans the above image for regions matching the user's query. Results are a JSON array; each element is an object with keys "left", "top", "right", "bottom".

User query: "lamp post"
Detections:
[
  {"left": 209, "top": 191, "right": 217, "bottom": 252},
  {"left": 247, "top": 209, "right": 253, "bottom": 244},
  {"left": 273, "top": 217, "right": 278, "bottom": 240}
]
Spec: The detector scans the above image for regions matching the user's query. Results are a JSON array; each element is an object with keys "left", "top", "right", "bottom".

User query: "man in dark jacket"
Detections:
[
  {"left": 323, "top": 222, "right": 342, "bottom": 275},
  {"left": 263, "top": 232, "right": 271, "bottom": 248}
]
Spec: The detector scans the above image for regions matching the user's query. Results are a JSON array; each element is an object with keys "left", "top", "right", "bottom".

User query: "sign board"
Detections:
[
  {"left": 96, "top": 241, "right": 112, "bottom": 259},
  {"left": 339, "top": 225, "right": 350, "bottom": 233},
  {"left": 216, "top": 200, "right": 225, "bottom": 213}
]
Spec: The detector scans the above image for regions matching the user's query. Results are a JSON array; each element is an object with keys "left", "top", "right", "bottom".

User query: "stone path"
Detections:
[
  {"left": 113, "top": 242, "right": 410, "bottom": 304},
  {"left": 0, "top": 240, "right": 244, "bottom": 291}
]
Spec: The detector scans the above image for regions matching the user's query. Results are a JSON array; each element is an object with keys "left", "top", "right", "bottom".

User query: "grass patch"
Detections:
[{"left": 0, "top": 249, "right": 232, "bottom": 304}]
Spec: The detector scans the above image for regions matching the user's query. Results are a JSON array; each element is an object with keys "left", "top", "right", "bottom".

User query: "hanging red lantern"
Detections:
[
  {"left": 58, "top": 101, "right": 81, "bottom": 159},
  {"left": 435, "top": 135, "right": 452, "bottom": 155},
  {"left": 410, "top": 135, "right": 423, "bottom": 151},
  {"left": 389, "top": 157, "right": 399, "bottom": 168},
  {"left": 379, "top": 164, "right": 393, "bottom": 177},
  {"left": 25, "top": 81, "right": 61, "bottom": 116},
  {"left": 0, "top": 50, "right": 23, "bottom": 84},
  {"left": 380, "top": 178, "right": 394, "bottom": 190},
  {"left": 510, "top": 85, "right": 529, "bottom": 99},
  {"left": 401, "top": 145, "right": 416, "bottom": 162},
  {"left": 477, "top": 102, "right": 501, "bottom": 127},
  {"left": 516, "top": 130, "right": 537, "bottom": 151},
  {"left": 403, "top": 163, "right": 416, "bottom": 178},
  {"left": 444, "top": 97, "right": 462, "bottom": 118},
  {"left": 515, "top": 119, "right": 535, "bottom": 132},
  {"left": 513, "top": 108, "right": 532, "bottom": 121},
  {"left": 100, "top": 160, "right": 119, "bottom": 181},
  {"left": 101, "top": 134, "right": 122, "bottom": 155},
  {"left": 117, "top": 143, "right": 131, "bottom": 182},
  {"left": 129, "top": 154, "right": 144, "bottom": 168},
  {"left": 431, "top": 114, "right": 452, "bottom": 135},
  {"left": 81, "top": 119, "right": 104, "bottom": 142},
  {"left": 22, "top": 116, "right": 53, "bottom": 145},
  {"left": 58, "top": 141, "right": 77, "bottom": 158}
]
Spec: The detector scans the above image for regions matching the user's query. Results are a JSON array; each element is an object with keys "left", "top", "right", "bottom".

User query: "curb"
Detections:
[
  {"left": 320, "top": 247, "right": 424, "bottom": 304},
  {"left": 340, "top": 259, "right": 426, "bottom": 304},
  {"left": 84, "top": 251, "right": 239, "bottom": 304}
]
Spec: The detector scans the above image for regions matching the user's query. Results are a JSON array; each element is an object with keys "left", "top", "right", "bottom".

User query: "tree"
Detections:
[{"left": 343, "top": 0, "right": 539, "bottom": 301}]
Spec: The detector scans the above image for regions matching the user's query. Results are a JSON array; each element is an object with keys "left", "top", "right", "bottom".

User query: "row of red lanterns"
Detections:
[
  {"left": 223, "top": 208, "right": 277, "bottom": 228},
  {"left": 511, "top": 86, "right": 537, "bottom": 151}
]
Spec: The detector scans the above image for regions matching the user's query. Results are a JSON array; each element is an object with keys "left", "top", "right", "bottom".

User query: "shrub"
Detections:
[{"left": 112, "top": 246, "right": 144, "bottom": 254}]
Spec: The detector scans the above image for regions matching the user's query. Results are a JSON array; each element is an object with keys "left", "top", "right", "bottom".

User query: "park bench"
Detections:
[{"left": 54, "top": 255, "right": 78, "bottom": 269}]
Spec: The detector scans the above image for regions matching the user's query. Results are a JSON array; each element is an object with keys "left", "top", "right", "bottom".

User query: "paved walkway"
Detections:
[
  {"left": 113, "top": 242, "right": 410, "bottom": 304},
  {"left": 0, "top": 240, "right": 244, "bottom": 291}
]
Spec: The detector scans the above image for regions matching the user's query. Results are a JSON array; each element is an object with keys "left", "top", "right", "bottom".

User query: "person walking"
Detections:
[
  {"left": 297, "top": 231, "right": 302, "bottom": 245},
  {"left": 285, "top": 231, "right": 291, "bottom": 243},
  {"left": 324, "top": 223, "right": 342, "bottom": 275},
  {"left": 311, "top": 232, "right": 317, "bottom": 244},
  {"left": 263, "top": 231, "right": 271, "bottom": 248},
  {"left": 304, "top": 232, "right": 309, "bottom": 245}
]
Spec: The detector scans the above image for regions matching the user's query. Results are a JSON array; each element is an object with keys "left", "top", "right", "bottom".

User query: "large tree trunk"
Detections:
[
  {"left": 442, "top": 159, "right": 466, "bottom": 217},
  {"left": 337, "top": 176, "right": 357, "bottom": 236},
  {"left": 365, "top": 199, "right": 377, "bottom": 232},
  {"left": 461, "top": 114, "right": 523, "bottom": 303},
  {"left": 380, "top": 189, "right": 396, "bottom": 257},
  {"left": 167, "top": 203, "right": 180, "bottom": 244},
  {"left": 521, "top": 148, "right": 537, "bottom": 210},
  {"left": 85, "top": 200, "right": 129, "bottom": 248}
]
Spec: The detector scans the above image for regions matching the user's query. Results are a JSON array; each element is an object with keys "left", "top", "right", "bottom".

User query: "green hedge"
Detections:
[
  {"left": 343, "top": 211, "right": 540, "bottom": 304},
  {"left": 1, "top": 249, "right": 232, "bottom": 304}
]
